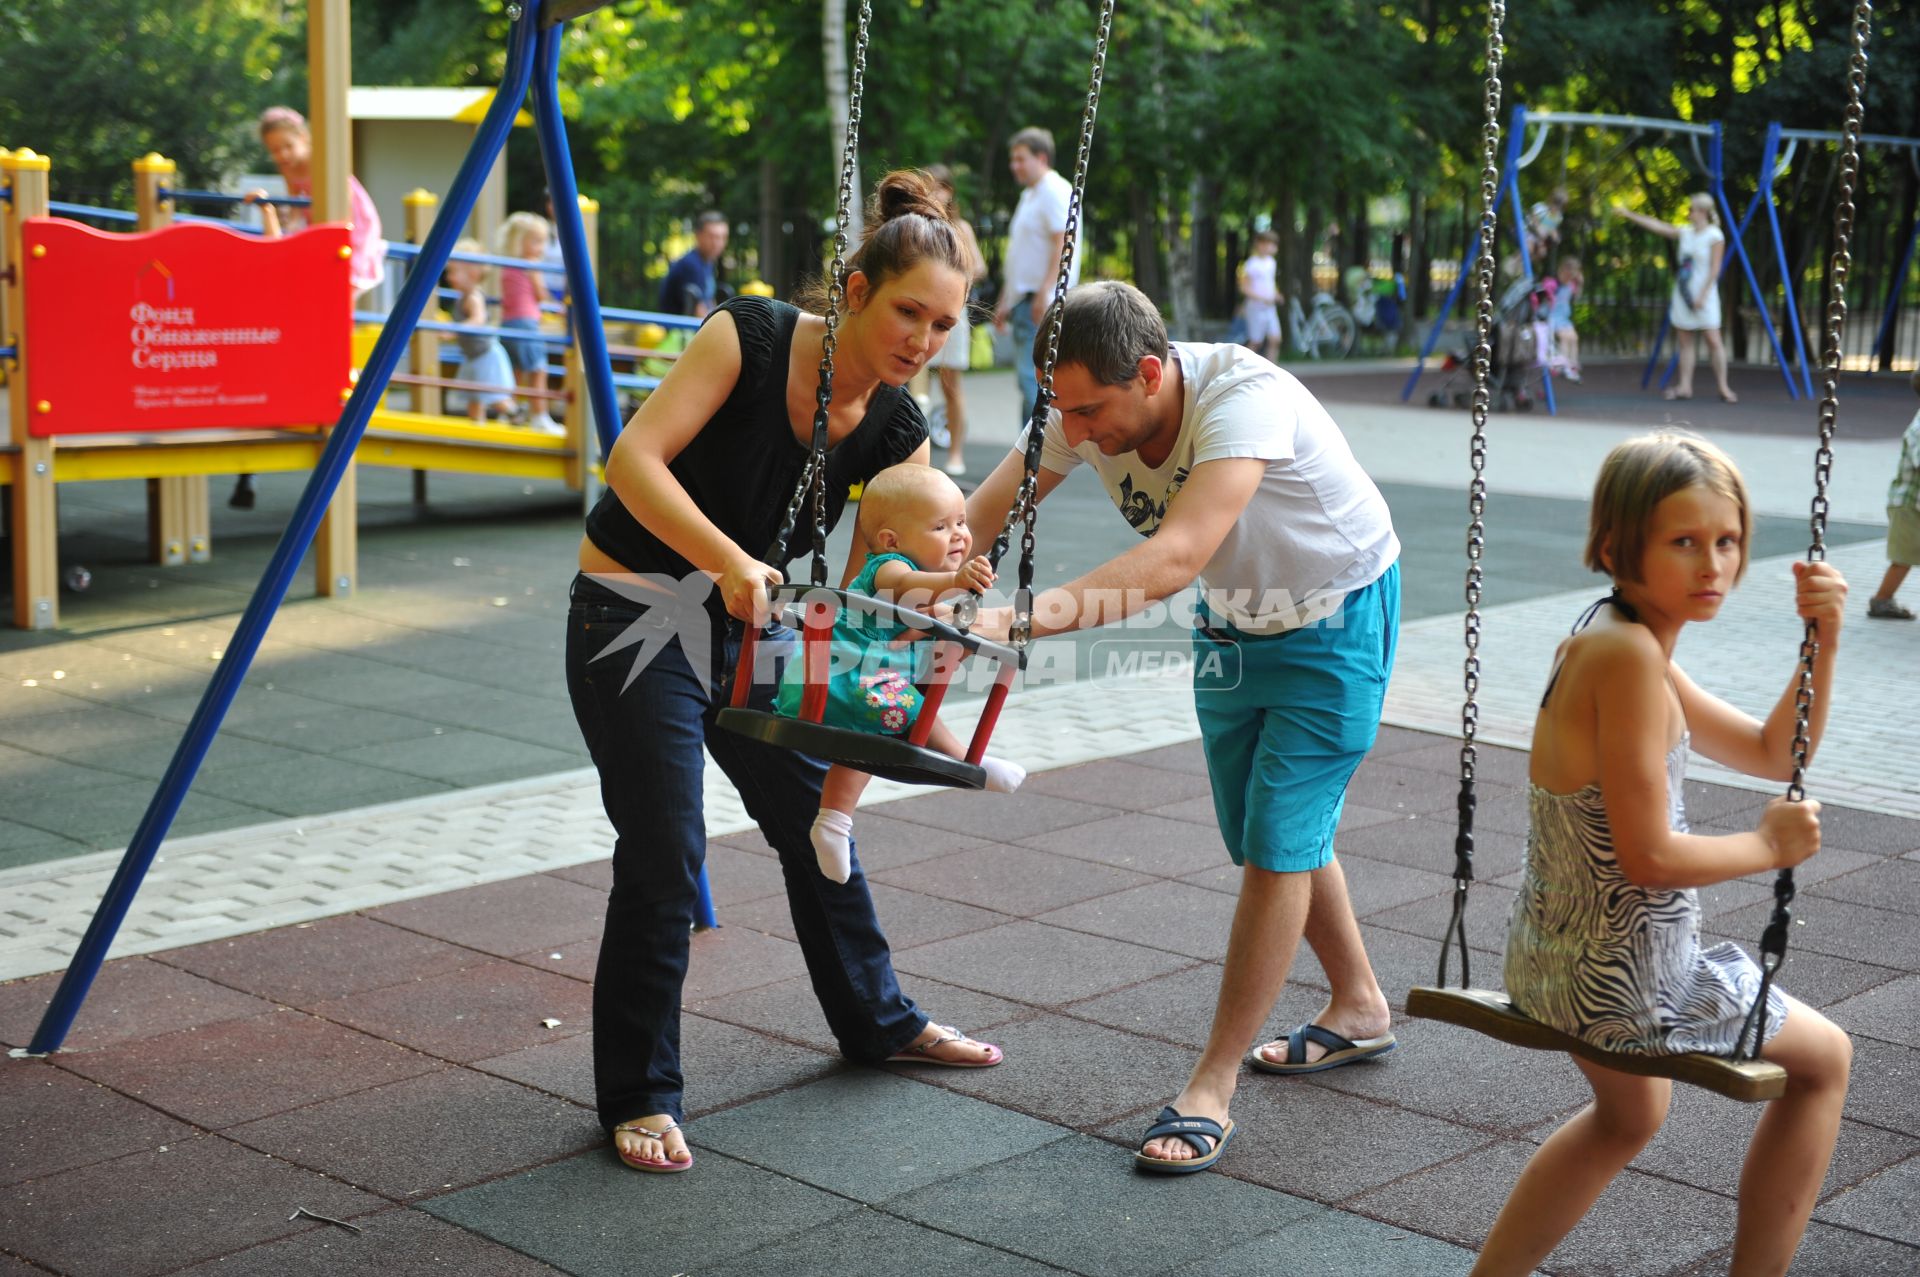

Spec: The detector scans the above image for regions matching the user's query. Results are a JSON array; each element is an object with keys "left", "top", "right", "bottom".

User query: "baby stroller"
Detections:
[{"left": 1426, "top": 273, "right": 1556, "bottom": 412}]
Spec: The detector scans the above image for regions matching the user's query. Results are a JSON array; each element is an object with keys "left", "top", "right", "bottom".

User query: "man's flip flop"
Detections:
[
  {"left": 886, "top": 1024, "right": 1004, "bottom": 1069},
  {"left": 1134, "top": 1106, "right": 1235, "bottom": 1175},
  {"left": 612, "top": 1119, "right": 693, "bottom": 1173},
  {"left": 1248, "top": 1023, "right": 1396, "bottom": 1075}
]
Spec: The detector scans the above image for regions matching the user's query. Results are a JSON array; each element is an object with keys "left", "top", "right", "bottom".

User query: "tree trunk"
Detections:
[
  {"left": 1131, "top": 183, "right": 1164, "bottom": 299},
  {"left": 1408, "top": 187, "right": 1431, "bottom": 317},
  {"left": 1192, "top": 176, "right": 1219, "bottom": 317},
  {"left": 822, "top": 0, "right": 862, "bottom": 246},
  {"left": 757, "top": 156, "right": 784, "bottom": 295}
]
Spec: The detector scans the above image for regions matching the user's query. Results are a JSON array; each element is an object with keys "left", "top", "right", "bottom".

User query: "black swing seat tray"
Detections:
[
  {"left": 715, "top": 708, "right": 987, "bottom": 789},
  {"left": 1406, "top": 986, "right": 1788, "bottom": 1103}
]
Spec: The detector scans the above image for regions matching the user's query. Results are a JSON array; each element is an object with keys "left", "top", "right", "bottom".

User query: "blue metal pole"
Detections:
[
  {"left": 1402, "top": 105, "right": 1529, "bottom": 404},
  {"left": 1642, "top": 314, "right": 1670, "bottom": 389},
  {"left": 530, "top": 29, "right": 620, "bottom": 461},
  {"left": 1400, "top": 257, "right": 1473, "bottom": 403},
  {"left": 1873, "top": 208, "right": 1919, "bottom": 367},
  {"left": 1502, "top": 116, "right": 1554, "bottom": 416},
  {"left": 529, "top": 18, "right": 716, "bottom": 929},
  {"left": 25, "top": 7, "right": 543, "bottom": 1056},
  {"left": 1759, "top": 125, "right": 1818, "bottom": 399},
  {"left": 1714, "top": 124, "right": 1797, "bottom": 399}
]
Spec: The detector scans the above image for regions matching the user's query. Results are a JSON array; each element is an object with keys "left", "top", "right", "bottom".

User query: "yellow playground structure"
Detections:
[{"left": 1, "top": 147, "right": 696, "bottom": 630}]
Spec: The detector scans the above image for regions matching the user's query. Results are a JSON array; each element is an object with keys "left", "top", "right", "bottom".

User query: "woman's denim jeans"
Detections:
[{"left": 565, "top": 574, "right": 926, "bottom": 1128}]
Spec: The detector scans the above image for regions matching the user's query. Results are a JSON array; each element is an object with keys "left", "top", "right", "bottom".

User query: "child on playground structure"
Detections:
[
  {"left": 1472, "top": 432, "right": 1852, "bottom": 1277},
  {"left": 1866, "top": 369, "right": 1920, "bottom": 620},
  {"left": 443, "top": 240, "right": 518, "bottom": 423},
  {"left": 774, "top": 463, "right": 1026, "bottom": 883},
  {"left": 1236, "top": 230, "right": 1282, "bottom": 362},
  {"left": 1548, "top": 255, "right": 1582, "bottom": 381},
  {"left": 498, "top": 211, "right": 562, "bottom": 434}
]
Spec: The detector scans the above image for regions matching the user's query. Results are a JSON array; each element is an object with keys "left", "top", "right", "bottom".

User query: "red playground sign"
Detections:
[{"left": 21, "top": 217, "right": 354, "bottom": 437}]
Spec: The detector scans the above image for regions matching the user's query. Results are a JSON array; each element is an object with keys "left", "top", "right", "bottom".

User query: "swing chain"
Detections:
[
  {"left": 1739, "top": 0, "right": 1873, "bottom": 1062},
  {"left": 765, "top": 454, "right": 820, "bottom": 580},
  {"left": 803, "top": 0, "right": 873, "bottom": 587},
  {"left": 994, "top": 0, "right": 1114, "bottom": 652},
  {"left": 1439, "top": 0, "right": 1505, "bottom": 991}
]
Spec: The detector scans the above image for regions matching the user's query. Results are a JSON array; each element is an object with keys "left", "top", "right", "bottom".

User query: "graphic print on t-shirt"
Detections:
[{"left": 1118, "top": 467, "right": 1190, "bottom": 537}]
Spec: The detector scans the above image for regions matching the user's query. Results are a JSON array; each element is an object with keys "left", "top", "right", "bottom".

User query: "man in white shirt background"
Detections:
[{"left": 994, "top": 126, "right": 1084, "bottom": 428}]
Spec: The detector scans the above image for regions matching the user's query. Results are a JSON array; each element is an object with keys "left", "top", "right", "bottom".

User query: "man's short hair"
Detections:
[
  {"left": 694, "top": 210, "right": 727, "bottom": 230},
  {"left": 1050, "top": 281, "right": 1168, "bottom": 387},
  {"left": 1008, "top": 127, "right": 1055, "bottom": 166}
]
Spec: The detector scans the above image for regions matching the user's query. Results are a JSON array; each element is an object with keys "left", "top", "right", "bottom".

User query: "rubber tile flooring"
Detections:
[{"left": 3, "top": 731, "right": 1918, "bottom": 1275}]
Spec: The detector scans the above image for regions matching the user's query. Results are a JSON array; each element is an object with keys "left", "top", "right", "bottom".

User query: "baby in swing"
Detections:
[
  {"left": 774, "top": 462, "right": 1026, "bottom": 882},
  {"left": 1473, "top": 432, "right": 1853, "bottom": 1277}
]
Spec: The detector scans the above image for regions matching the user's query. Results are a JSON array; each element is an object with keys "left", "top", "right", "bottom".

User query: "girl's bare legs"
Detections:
[
  {"left": 1703, "top": 326, "right": 1737, "bottom": 401},
  {"left": 1730, "top": 996, "right": 1851, "bottom": 1277},
  {"left": 1470, "top": 1060, "right": 1671, "bottom": 1276},
  {"left": 1560, "top": 327, "right": 1581, "bottom": 375},
  {"left": 1671, "top": 328, "right": 1698, "bottom": 398},
  {"left": 938, "top": 367, "right": 967, "bottom": 473}
]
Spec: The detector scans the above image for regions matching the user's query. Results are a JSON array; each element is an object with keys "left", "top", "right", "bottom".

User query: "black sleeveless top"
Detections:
[{"left": 583, "top": 295, "right": 928, "bottom": 584}]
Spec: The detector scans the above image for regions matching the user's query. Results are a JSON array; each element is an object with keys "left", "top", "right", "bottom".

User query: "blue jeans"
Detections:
[
  {"left": 564, "top": 574, "right": 927, "bottom": 1128},
  {"left": 1010, "top": 292, "right": 1040, "bottom": 427}
]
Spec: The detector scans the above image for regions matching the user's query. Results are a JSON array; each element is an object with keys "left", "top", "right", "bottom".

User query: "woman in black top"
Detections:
[{"left": 568, "top": 171, "right": 1002, "bottom": 1174}]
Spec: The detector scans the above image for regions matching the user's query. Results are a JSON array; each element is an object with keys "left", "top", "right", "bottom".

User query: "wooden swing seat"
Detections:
[{"left": 1406, "top": 986, "right": 1787, "bottom": 1103}]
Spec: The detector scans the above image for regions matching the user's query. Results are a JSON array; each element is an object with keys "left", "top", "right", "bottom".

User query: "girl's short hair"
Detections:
[
  {"left": 1586, "top": 432, "right": 1752, "bottom": 584},
  {"left": 498, "top": 211, "right": 548, "bottom": 259},
  {"left": 798, "top": 169, "right": 972, "bottom": 313},
  {"left": 258, "top": 105, "right": 308, "bottom": 141}
]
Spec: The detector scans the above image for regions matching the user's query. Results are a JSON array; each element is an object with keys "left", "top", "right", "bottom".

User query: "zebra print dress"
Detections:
[{"left": 1505, "top": 735, "right": 1788, "bottom": 1056}]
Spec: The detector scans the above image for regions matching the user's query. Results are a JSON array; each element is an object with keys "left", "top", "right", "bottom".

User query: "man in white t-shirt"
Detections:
[
  {"left": 966, "top": 281, "right": 1401, "bottom": 1175},
  {"left": 993, "top": 127, "right": 1083, "bottom": 428}
]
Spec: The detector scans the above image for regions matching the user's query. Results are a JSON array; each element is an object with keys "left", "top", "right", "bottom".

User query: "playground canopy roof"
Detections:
[{"left": 346, "top": 86, "right": 533, "bottom": 128}]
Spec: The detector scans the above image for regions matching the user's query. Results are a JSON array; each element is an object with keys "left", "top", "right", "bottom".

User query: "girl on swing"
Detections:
[{"left": 1474, "top": 433, "right": 1852, "bottom": 1277}]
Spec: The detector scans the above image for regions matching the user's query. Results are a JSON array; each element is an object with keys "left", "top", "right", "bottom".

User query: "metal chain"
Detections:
[
  {"left": 1738, "top": 0, "right": 1873, "bottom": 1059},
  {"left": 1439, "top": 0, "right": 1506, "bottom": 991},
  {"left": 992, "top": 0, "right": 1115, "bottom": 651},
  {"left": 798, "top": 0, "right": 873, "bottom": 586}
]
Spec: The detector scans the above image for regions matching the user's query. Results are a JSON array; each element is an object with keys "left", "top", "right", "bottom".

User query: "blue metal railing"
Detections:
[{"left": 46, "top": 200, "right": 138, "bottom": 224}]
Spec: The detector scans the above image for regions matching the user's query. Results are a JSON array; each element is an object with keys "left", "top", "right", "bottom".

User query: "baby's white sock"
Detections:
[
  {"left": 811, "top": 808, "right": 855, "bottom": 883},
  {"left": 980, "top": 755, "right": 1026, "bottom": 794}
]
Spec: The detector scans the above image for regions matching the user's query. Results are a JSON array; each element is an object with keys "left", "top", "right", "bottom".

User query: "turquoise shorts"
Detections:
[{"left": 1192, "top": 561, "right": 1400, "bottom": 873}]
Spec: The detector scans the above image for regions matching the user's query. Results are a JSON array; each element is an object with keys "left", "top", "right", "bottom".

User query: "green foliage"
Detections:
[
  {"left": 0, "top": 0, "right": 289, "bottom": 203},
  {"left": 9, "top": 0, "right": 1914, "bottom": 315}
]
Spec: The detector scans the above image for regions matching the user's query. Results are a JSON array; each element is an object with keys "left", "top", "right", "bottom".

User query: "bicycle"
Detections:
[{"left": 1286, "top": 290, "right": 1357, "bottom": 360}]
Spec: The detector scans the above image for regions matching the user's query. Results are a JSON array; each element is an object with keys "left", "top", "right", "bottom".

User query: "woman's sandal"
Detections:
[
  {"left": 886, "top": 1024, "right": 1004, "bottom": 1069},
  {"left": 612, "top": 1119, "right": 693, "bottom": 1173}
]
